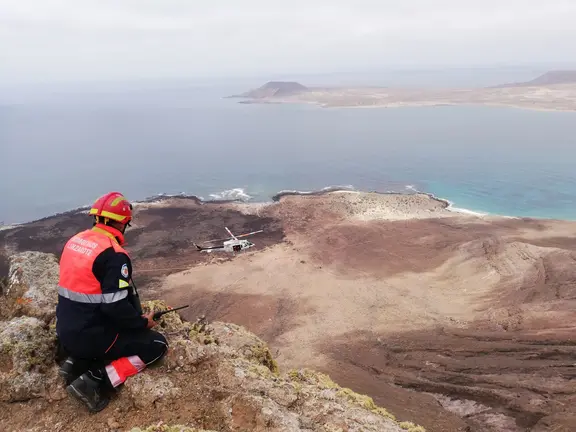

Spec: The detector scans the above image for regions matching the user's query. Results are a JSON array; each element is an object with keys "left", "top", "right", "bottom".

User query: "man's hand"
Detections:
[{"left": 142, "top": 311, "right": 157, "bottom": 329}]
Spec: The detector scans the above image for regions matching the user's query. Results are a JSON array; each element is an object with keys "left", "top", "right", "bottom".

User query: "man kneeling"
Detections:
[{"left": 56, "top": 192, "right": 168, "bottom": 412}]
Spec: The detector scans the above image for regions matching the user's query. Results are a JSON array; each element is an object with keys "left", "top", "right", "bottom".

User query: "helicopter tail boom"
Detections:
[{"left": 193, "top": 242, "right": 223, "bottom": 252}]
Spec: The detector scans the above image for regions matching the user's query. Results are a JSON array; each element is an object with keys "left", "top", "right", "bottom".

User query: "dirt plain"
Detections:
[{"left": 2, "top": 191, "right": 576, "bottom": 431}]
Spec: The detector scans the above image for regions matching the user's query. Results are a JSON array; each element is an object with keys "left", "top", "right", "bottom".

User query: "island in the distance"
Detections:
[{"left": 228, "top": 70, "right": 576, "bottom": 112}]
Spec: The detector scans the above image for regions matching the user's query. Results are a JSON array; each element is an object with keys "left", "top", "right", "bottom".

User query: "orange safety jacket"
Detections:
[
  {"left": 56, "top": 224, "right": 147, "bottom": 358},
  {"left": 58, "top": 225, "right": 129, "bottom": 304}
]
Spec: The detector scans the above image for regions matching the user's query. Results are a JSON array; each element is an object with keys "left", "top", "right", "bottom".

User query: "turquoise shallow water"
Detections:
[
  {"left": 1, "top": 85, "right": 575, "bottom": 223},
  {"left": 426, "top": 180, "right": 576, "bottom": 220}
]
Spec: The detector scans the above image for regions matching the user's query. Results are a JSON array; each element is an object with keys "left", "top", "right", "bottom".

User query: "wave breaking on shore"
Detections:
[
  {"left": 404, "top": 186, "right": 489, "bottom": 217},
  {"left": 2, "top": 184, "right": 516, "bottom": 228},
  {"left": 208, "top": 188, "right": 253, "bottom": 201}
]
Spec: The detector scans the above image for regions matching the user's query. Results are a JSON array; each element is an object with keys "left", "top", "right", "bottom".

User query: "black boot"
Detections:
[
  {"left": 59, "top": 357, "right": 91, "bottom": 385},
  {"left": 66, "top": 372, "right": 110, "bottom": 413},
  {"left": 59, "top": 357, "right": 78, "bottom": 385}
]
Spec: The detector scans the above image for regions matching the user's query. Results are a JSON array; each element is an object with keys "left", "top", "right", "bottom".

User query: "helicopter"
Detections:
[{"left": 193, "top": 227, "right": 263, "bottom": 253}]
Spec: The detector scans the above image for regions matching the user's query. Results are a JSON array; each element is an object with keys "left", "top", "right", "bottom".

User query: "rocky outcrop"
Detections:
[
  {"left": 524, "top": 71, "right": 576, "bottom": 86},
  {"left": 230, "top": 82, "right": 309, "bottom": 99},
  {"left": 1, "top": 251, "right": 59, "bottom": 322},
  {"left": 0, "top": 252, "right": 63, "bottom": 405},
  {"left": 0, "top": 251, "right": 426, "bottom": 432},
  {"left": 0, "top": 316, "right": 61, "bottom": 403},
  {"left": 496, "top": 70, "right": 576, "bottom": 87}
]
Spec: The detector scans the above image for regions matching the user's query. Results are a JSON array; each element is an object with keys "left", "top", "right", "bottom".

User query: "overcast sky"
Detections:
[{"left": 1, "top": 0, "right": 575, "bottom": 84}]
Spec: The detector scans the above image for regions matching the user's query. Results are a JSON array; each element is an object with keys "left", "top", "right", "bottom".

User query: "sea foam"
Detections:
[
  {"left": 208, "top": 188, "right": 253, "bottom": 201},
  {"left": 274, "top": 184, "right": 355, "bottom": 196},
  {"left": 405, "top": 185, "right": 488, "bottom": 217}
]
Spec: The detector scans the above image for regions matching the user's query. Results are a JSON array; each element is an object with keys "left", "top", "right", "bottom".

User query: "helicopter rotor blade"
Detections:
[
  {"left": 225, "top": 226, "right": 237, "bottom": 240},
  {"left": 234, "top": 230, "right": 264, "bottom": 238}
]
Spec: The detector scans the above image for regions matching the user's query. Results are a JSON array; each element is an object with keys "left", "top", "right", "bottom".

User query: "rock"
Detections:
[
  {"left": 211, "top": 322, "right": 279, "bottom": 373},
  {"left": 164, "top": 338, "right": 219, "bottom": 372},
  {"left": 125, "top": 374, "right": 181, "bottom": 409},
  {"left": 1, "top": 252, "right": 59, "bottom": 323},
  {"left": 0, "top": 316, "right": 57, "bottom": 402},
  {"left": 107, "top": 417, "right": 121, "bottom": 430},
  {"left": 5, "top": 371, "right": 46, "bottom": 402},
  {"left": 210, "top": 356, "right": 415, "bottom": 431},
  {"left": 142, "top": 301, "right": 217, "bottom": 345},
  {"left": 222, "top": 393, "right": 301, "bottom": 430},
  {"left": 231, "top": 81, "right": 309, "bottom": 99},
  {"left": 267, "top": 384, "right": 299, "bottom": 407},
  {"left": 319, "top": 389, "right": 337, "bottom": 401}
]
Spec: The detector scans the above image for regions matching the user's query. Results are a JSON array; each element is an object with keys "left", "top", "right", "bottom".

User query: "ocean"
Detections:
[{"left": 1, "top": 78, "right": 576, "bottom": 224}]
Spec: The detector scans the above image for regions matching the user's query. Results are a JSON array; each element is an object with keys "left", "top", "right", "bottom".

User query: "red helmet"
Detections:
[{"left": 89, "top": 192, "right": 133, "bottom": 225}]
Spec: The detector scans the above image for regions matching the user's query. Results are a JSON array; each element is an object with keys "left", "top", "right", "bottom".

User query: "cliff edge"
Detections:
[{"left": 0, "top": 250, "right": 425, "bottom": 432}]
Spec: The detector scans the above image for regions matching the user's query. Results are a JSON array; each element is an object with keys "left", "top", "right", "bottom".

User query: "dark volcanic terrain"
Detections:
[{"left": 0, "top": 197, "right": 284, "bottom": 291}]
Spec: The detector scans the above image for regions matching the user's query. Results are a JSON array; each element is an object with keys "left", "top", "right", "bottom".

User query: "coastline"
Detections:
[
  {"left": 233, "top": 97, "right": 576, "bottom": 113},
  {"left": 1, "top": 184, "right": 553, "bottom": 231}
]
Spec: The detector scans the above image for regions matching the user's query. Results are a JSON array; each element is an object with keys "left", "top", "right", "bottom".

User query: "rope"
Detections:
[{"left": 135, "top": 266, "right": 199, "bottom": 273}]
